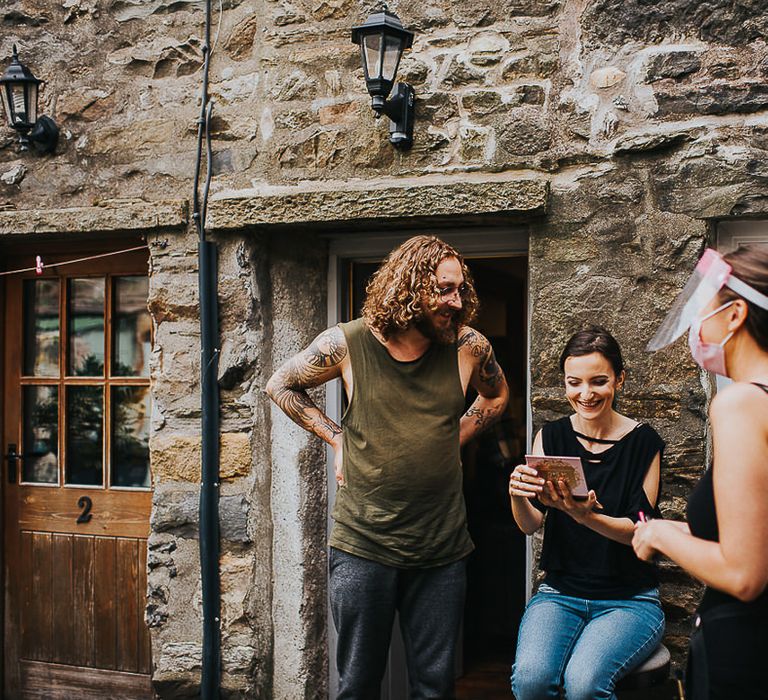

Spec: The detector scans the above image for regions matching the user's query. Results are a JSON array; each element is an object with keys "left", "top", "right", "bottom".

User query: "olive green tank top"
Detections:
[{"left": 330, "top": 318, "right": 474, "bottom": 568}]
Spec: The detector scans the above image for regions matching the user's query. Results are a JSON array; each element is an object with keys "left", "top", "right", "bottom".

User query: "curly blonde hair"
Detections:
[{"left": 362, "top": 235, "right": 479, "bottom": 340}]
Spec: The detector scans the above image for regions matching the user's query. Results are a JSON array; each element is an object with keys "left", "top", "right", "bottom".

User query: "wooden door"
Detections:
[{"left": 2, "top": 248, "right": 153, "bottom": 699}]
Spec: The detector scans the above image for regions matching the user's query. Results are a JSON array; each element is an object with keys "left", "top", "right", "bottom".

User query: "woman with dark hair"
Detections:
[
  {"left": 510, "top": 326, "right": 665, "bottom": 700},
  {"left": 633, "top": 245, "right": 768, "bottom": 699}
]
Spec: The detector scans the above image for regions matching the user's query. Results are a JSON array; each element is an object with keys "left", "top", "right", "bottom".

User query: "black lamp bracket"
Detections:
[
  {"left": 371, "top": 82, "right": 415, "bottom": 150},
  {"left": 22, "top": 115, "right": 59, "bottom": 154}
]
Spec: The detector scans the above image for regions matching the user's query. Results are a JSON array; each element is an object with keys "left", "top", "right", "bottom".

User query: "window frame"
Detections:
[{"left": 18, "top": 269, "right": 151, "bottom": 492}]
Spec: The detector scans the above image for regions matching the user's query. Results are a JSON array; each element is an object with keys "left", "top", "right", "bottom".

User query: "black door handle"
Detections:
[{"left": 4, "top": 443, "right": 23, "bottom": 483}]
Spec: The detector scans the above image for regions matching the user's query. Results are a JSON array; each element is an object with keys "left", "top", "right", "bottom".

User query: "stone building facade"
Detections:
[{"left": 1, "top": 0, "right": 768, "bottom": 698}]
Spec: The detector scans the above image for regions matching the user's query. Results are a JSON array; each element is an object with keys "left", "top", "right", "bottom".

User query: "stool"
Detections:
[{"left": 616, "top": 643, "right": 671, "bottom": 693}]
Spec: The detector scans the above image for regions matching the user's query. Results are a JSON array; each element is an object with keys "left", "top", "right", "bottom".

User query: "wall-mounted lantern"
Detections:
[
  {"left": 0, "top": 45, "right": 58, "bottom": 154},
  {"left": 352, "top": 5, "right": 415, "bottom": 150}
]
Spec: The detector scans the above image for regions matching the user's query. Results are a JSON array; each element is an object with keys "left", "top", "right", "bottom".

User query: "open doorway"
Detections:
[
  {"left": 327, "top": 231, "right": 529, "bottom": 699},
  {"left": 456, "top": 257, "right": 527, "bottom": 699}
]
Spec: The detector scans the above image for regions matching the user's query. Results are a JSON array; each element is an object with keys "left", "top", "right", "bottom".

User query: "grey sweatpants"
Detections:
[{"left": 329, "top": 547, "right": 467, "bottom": 700}]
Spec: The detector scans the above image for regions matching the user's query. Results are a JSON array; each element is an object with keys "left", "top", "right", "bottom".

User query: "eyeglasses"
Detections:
[{"left": 437, "top": 283, "right": 468, "bottom": 300}]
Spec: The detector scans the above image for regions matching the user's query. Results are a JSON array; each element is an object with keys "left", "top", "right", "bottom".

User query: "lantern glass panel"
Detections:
[
  {"left": 2, "top": 81, "right": 37, "bottom": 128},
  {"left": 25, "top": 81, "right": 38, "bottom": 124},
  {"left": 0, "top": 86, "right": 12, "bottom": 128},
  {"left": 362, "top": 32, "right": 384, "bottom": 80},
  {"left": 11, "top": 84, "right": 27, "bottom": 123},
  {"left": 382, "top": 35, "right": 403, "bottom": 83}
]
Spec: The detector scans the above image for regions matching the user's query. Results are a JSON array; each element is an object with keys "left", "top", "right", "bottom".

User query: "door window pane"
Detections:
[
  {"left": 113, "top": 276, "right": 150, "bottom": 377},
  {"left": 111, "top": 386, "right": 151, "bottom": 488},
  {"left": 22, "top": 385, "right": 59, "bottom": 484},
  {"left": 66, "top": 386, "right": 103, "bottom": 485},
  {"left": 68, "top": 278, "right": 104, "bottom": 376},
  {"left": 23, "top": 279, "right": 59, "bottom": 377}
]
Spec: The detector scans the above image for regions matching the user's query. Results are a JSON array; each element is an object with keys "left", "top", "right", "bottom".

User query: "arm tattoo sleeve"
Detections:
[
  {"left": 479, "top": 347, "right": 503, "bottom": 388},
  {"left": 463, "top": 399, "right": 504, "bottom": 429},
  {"left": 306, "top": 328, "right": 347, "bottom": 368},
  {"left": 267, "top": 327, "right": 347, "bottom": 443},
  {"left": 459, "top": 328, "right": 505, "bottom": 390},
  {"left": 458, "top": 328, "right": 508, "bottom": 440}
]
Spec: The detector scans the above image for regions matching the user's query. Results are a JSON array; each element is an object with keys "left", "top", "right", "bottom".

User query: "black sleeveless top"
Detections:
[
  {"left": 536, "top": 417, "right": 664, "bottom": 599},
  {"left": 687, "top": 383, "right": 768, "bottom": 615}
]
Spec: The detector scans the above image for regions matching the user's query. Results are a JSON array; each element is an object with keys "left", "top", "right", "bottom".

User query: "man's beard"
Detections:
[{"left": 415, "top": 312, "right": 459, "bottom": 344}]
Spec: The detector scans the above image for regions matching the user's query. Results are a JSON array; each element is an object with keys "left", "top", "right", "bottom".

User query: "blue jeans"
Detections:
[
  {"left": 511, "top": 583, "right": 665, "bottom": 700},
  {"left": 329, "top": 547, "right": 467, "bottom": 700}
]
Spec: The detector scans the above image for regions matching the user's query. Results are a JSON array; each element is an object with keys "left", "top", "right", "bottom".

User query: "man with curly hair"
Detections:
[{"left": 267, "top": 234, "right": 509, "bottom": 699}]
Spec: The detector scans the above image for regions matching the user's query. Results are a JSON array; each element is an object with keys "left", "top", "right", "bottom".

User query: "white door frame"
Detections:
[{"left": 324, "top": 227, "right": 532, "bottom": 697}]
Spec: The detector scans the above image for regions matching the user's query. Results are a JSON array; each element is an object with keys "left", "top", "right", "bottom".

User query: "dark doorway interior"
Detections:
[
  {"left": 339, "top": 254, "right": 528, "bottom": 699},
  {"left": 456, "top": 256, "right": 528, "bottom": 699}
]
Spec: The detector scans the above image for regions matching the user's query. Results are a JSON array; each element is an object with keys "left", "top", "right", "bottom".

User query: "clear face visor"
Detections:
[{"left": 647, "top": 248, "right": 768, "bottom": 351}]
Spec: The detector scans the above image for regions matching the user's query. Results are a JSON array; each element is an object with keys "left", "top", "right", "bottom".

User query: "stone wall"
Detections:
[
  {"left": 3, "top": 1, "right": 768, "bottom": 205},
  {"left": 3, "top": 0, "right": 768, "bottom": 695},
  {"left": 145, "top": 228, "right": 327, "bottom": 698}
]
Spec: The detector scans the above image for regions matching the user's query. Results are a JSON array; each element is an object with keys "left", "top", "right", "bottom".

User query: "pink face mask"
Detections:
[{"left": 687, "top": 301, "right": 735, "bottom": 376}]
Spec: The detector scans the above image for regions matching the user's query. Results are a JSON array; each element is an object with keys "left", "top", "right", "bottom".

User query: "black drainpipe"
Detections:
[{"left": 192, "top": 0, "right": 220, "bottom": 696}]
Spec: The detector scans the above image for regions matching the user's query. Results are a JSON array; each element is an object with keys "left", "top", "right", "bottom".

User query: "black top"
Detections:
[
  {"left": 687, "top": 383, "right": 768, "bottom": 615},
  {"left": 536, "top": 417, "right": 664, "bottom": 599}
]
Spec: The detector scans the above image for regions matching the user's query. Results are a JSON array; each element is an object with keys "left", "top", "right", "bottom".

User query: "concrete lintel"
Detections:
[
  {"left": 0, "top": 199, "right": 189, "bottom": 236},
  {"left": 208, "top": 179, "right": 549, "bottom": 230}
]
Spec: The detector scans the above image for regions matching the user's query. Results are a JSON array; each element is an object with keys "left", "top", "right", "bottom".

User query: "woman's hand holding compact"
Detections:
[
  {"left": 509, "top": 464, "right": 545, "bottom": 499},
  {"left": 539, "top": 479, "right": 602, "bottom": 524}
]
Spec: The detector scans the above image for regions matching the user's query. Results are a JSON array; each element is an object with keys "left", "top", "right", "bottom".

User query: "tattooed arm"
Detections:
[
  {"left": 265, "top": 326, "right": 347, "bottom": 446},
  {"left": 458, "top": 326, "right": 509, "bottom": 447}
]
